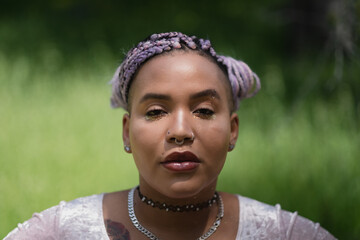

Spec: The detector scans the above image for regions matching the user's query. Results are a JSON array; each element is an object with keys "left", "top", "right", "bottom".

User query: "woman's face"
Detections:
[{"left": 123, "top": 51, "right": 239, "bottom": 199}]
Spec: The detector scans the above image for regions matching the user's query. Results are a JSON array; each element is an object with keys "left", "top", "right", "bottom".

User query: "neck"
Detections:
[
  {"left": 137, "top": 186, "right": 219, "bottom": 212},
  {"left": 132, "top": 180, "right": 220, "bottom": 239},
  {"left": 138, "top": 177, "right": 218, "bottom": 205}
]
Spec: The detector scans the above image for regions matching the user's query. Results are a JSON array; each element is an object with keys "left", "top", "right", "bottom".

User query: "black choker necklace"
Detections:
[
  {"left": 136, "top": 186, "right": 219, "bottom": 212},
  {"left": 136, "top": 187, "right": 219, "bottom": 212}
]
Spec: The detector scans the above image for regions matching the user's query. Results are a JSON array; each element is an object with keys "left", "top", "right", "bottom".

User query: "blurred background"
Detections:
[{"left": 0, "top": 0, "right": 359, "bottom": 238}]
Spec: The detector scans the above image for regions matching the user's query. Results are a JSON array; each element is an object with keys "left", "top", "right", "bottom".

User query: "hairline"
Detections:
[{"left": 127, "top": 48, "right": 235, "bottom": 114}]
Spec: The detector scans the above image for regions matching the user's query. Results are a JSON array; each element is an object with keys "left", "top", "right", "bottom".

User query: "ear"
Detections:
[
  {"left": 229, "top": 113, "right": 239, "bottom": 151},
  {"left": 122, "top": 113, "right": 132, "bottom": 153}
]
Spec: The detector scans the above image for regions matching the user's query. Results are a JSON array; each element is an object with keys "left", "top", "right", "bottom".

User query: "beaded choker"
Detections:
[{"left": 137, "top": 186, "right": 219, "bottom": 212}]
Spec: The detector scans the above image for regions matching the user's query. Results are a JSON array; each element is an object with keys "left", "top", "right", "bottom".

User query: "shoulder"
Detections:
[
  {"left": 61, "top": 193, "right": 104, "bottom": 214},
  {"left": 5, "top": 193, "right": 106, "bottom": 240},
  {"left": 237, "top": 195, "right": 336, "bottom": 240},
  {"left": 59, "top": 193, "right": 104, "bottom": 224},
  {"left": 59, "top": 193, "right": 107, "bottom": 239}
]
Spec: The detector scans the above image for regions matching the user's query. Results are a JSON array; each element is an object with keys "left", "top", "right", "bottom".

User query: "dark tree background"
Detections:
[{"left": 1, "top": 0, "right": 359, "bottom": 114}]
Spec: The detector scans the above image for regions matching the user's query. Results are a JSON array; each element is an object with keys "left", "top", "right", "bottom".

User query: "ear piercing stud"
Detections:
[
  {"left": 124, "top": 145, "right": 131, "bottom": 152},
  {"left": 228, "top": 144, "right": 235, "bottom": 151}
]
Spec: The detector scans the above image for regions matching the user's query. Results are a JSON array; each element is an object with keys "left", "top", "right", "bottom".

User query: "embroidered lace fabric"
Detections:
[{"left": 4, "top": 194, "right": 336, "bottom": 240}]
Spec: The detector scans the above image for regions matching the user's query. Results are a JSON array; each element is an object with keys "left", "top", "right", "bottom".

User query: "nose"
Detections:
[{"left": 166, "top": 109, "right": 194, "bottom": 145}]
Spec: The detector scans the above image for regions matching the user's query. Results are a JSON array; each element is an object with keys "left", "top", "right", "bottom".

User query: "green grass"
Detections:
[{"left": 1, "top": 51, "right": 359, "bottom": 239}]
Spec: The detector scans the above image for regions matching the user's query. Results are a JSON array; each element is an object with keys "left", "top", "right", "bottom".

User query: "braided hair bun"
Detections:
[{"left": 110, "top": 32, "right": 260, "bottom": 111}]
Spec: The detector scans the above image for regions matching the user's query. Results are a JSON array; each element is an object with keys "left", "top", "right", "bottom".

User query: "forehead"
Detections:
[{"left": 129, "top": 52, "right": 229, "bottom": 105}]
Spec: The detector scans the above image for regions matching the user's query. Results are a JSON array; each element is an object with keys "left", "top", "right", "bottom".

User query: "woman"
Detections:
[{"left": 5, "top": 32, "right": 336, "bottom": 239}]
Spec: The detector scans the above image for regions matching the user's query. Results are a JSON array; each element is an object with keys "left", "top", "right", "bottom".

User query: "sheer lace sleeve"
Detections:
[
  {"left": 4, "top": 194, "right": 107, "bottom": 240},
  {"left": 4, "top": 201, "right": 65, "bottom": 240},
  {"left": 278, "top": 205, "right": 336, "bottom": 240},
  {"left": 237, "top": 195, "right": 337, "bottom": 240}
]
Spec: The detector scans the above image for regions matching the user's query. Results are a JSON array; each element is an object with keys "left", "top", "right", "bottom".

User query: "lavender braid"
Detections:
[{"left": 110, "top": 32, "right": 260, "bottom": 111}]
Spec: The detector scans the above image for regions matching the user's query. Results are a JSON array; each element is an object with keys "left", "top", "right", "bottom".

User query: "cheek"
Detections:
[
  {"left": 129, "top": 121, "right": 165, "bottom": 163},
  {"left": 196, "top": 119, "right": 231, "bottom": 160}
]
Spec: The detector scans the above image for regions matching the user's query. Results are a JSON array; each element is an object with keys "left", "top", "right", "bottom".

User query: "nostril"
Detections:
[
  {"left": 190, "top": 133, "right": 195, "bottom": 141},
  {"left": 170, "top": 133, "right": 195, "bottom": 146},
  {"left": 174, "top": 138, "right": 185, "bottom": 146}
]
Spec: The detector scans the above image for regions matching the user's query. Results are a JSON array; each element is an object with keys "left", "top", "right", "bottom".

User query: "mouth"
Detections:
[{"left": 161, "top": 151, "right": 200, "bottom": 172}]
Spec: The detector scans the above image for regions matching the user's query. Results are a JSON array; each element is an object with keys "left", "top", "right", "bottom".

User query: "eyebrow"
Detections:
[
  {"left": 190, "top": 89, "right": 220, "bottom": 100},
  {"left": 139, "top": 93, "right": 171, "bottom": 103},
  {"left": 139, "top": 89, "right": 220, "bottom": 104}
]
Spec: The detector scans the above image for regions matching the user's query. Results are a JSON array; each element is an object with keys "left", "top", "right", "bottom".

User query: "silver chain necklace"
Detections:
[{"left": 128, "top": 186, "right": 224, "bottom": 240}]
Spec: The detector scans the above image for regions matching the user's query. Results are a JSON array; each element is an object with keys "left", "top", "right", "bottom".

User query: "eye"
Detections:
[
  {"left": 145, "top": 109, "right": 167, "bottom": 121},
  {"left": 193, "top": 108, "right": 215, "bottom": 119}
]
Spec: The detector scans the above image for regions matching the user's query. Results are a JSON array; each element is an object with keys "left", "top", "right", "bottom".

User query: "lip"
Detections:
[{"left": 161, "top": 151, "right": 200, "bottom": 172}]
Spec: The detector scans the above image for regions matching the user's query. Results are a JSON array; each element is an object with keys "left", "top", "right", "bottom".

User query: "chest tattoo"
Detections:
[{"left": 105, "top": 219, "right": 131, "bottom": 240}]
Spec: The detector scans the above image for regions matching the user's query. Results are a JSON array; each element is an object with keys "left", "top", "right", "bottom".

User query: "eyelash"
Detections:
[
  {"left": 193, "top": 108, "right": 215, "bottom": 119},
  {"left": 144, "top": 107, "right": 215, "bottom": 121},
  {"left": 145, "top": 109, "right": 167, "bottom": 121}
]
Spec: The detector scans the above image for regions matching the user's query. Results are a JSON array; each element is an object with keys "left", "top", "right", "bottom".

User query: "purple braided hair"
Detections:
[{"left": 110, "top": 32, "right": 260, "bottom": 111}]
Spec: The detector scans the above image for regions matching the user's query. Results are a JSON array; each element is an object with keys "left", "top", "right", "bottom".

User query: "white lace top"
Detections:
[{"left": 4, "top": 193, "right": 336, "bottom": 240}]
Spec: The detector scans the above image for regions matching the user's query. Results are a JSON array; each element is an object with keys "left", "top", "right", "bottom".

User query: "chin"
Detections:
[{"left": 164, "top": 179, "right": 217, "bottom": 199}]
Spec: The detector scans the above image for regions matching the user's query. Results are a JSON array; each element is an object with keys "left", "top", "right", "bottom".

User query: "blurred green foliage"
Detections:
[
  {"left": 0, "top": 0, "right": 359, "bottom": 239},
  {"left": 1, "top": 0, "right": 359, "bottom": 111}
]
